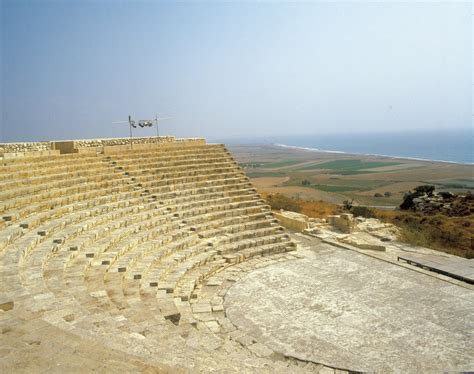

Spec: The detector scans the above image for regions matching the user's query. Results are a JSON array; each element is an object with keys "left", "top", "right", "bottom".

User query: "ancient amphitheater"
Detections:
[{"left": 0, "top": 136, "right": 472, "bottom": 373}]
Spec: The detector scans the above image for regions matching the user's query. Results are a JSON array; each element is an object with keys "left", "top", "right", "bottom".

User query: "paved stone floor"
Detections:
[{"left": 225, "top": 237, "right": 474, "bottom": 373}]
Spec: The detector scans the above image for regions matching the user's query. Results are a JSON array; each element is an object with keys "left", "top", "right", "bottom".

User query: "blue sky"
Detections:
[{"left": 1, "top": 1, "right": 472, "bottom": 142}]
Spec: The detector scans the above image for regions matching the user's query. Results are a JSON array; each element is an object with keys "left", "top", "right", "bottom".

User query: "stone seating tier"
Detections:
[
  {"left": 0, "top": 154, "right": 246, "bottom": 235},
  {"left": 0, "top": 137, "right": 303, "bottom": 373},
  {"left": 0, "top": 173, "right": 255, "bottom": 256}
]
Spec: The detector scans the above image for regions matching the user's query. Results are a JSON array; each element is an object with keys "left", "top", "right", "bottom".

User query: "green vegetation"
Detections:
[
  {"left": 246, "top": 171, "right": 286, "bottom": 178},
  {"left": 435, "top": 183, "right": 471, "bottom": 190},
  {"left": 259, "top": 159, "right": 303, "bottom": 168},
  {"left": 298, "top": 159, "right": 401, "bottom": 173},
  {"left": 240, "top": 159, "right": 303, "bottom": 169},
  {"left": 342, "top": 199, "right": 354, "bottom": 210},
  {"left": 294, "top": 175, "right": 387, "bottom": 188},
  {"left": 310, "top": 184, "right": 365, "bottom": 192},
  {"left": 329, "top": 170, "right": 377, "bottom": 175},
  {"left": 420, "top": 179, "right": 474, "bottom": 190},
  {"left": 239, "top": 162, "right": 263, "bottom": 168}
]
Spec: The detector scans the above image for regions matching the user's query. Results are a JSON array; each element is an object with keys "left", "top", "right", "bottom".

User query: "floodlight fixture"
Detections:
[{"left": 113, "top": 114, "right": 171, "bottom": 148}]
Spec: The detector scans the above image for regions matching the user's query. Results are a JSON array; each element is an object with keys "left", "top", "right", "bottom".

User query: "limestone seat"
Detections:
[
  {"left": 97, "top": 212, "right": 278, "bottom": 318},
  {"left": 0, "top": 185, "right": 142, "bottom": 256},
  {"left": 0, "top": 139, "right": 305, "bottom": 373},
  {"left": 0, "top": 153, "right": 101, "bottom": 175},
  {"left": 110, "top": 151, "right": 230, "bottom": 169}
]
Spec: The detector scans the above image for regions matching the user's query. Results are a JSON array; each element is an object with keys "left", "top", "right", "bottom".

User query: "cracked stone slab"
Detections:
[{"left": 225, "top": 241, "right": 474, "bottom": 373}]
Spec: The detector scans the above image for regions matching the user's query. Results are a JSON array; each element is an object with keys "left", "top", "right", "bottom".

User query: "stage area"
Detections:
[{"left": 225, "top": 238, "right": 474, "bottom": 373}]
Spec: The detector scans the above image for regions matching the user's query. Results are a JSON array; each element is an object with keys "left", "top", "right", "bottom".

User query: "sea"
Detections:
[{"left": 219, "top": 128, "right": 473, "bottom": 165}]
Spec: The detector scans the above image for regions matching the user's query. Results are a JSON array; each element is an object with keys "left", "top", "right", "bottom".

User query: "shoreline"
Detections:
[{"left": 272, "top": 143, "right": 474, "bottom": 166}]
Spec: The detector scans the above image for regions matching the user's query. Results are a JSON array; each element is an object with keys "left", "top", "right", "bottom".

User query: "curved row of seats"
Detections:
[{"left": 0, "top": 142, "right": 311, "bottom": 372}]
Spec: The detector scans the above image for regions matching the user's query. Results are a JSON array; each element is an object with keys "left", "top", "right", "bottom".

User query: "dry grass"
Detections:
[
  {"left": 374, "top": 210, "right": 474, "bottom": 259},
  {"left": 298, "top": 199, "right": 340, "bottom": 218},
  {"left": 262, "top": 190, "right": 473, "bottom": 259},
  {"left": 250, "top": 176, "right": 289, "bottom": 188},
  {"left": 261, "top": 192, "right": 339, "bottom": 217},
  {"left": 256, "top": 185, "right": 346, "bottom": 204}
]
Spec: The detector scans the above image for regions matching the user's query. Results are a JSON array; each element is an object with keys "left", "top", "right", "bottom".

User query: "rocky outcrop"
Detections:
[{"left": 400, "top": 185, "right": 473, "bottom": 217}]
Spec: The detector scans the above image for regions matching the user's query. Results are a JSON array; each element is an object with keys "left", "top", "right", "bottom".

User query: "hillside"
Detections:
[{"left": 231, "top": 145, "right": 474, "bottom": 258}]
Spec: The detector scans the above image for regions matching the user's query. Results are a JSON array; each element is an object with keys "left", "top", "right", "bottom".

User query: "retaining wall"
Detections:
[
  {"left": 1, "top": 136, "right": 207, "bottom": 157},
  {"left": 0, "top": 142, "right": 52, "bottom": 154}
]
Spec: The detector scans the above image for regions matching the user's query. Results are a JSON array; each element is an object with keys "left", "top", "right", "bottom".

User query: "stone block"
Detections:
[{"left": 192, "top": 304, "right": 212, "bottom": 314}]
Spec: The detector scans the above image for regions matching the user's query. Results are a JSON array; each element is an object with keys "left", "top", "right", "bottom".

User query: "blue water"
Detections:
[{"left": 219, "top": 128, "right": 473, "bottom": 165}]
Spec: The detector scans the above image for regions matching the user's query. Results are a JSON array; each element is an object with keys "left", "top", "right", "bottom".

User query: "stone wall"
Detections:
[
  {"left": 0, "top": 142, "right": 52, "bottom": 154},
  {"left": 73, "top": 136, "right": 177, "bottom": 148},
  {"left": 327, "top": 214, "right": 355, "bottom": 233},
  {"left": 52, "top": 137, "right": 206, "bottom": 154},
  {"left": 1, "top": 136, "right": 207, "bottom": 157}
]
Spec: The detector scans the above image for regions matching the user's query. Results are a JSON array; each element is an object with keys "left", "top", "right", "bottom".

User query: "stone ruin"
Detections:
[
  {"left": 0, "top": 136, "right": 354, "bottom": 373},
  {"left": 275, "top": 210, "right": 398, "bottom": 252},
  {"left": 0, "top": 137, "right": 472, "bottom": 373}
]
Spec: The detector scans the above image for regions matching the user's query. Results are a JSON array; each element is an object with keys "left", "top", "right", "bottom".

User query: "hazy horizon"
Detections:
[{"left": 1, "top": 1, "right": 472, "bottom": 142}]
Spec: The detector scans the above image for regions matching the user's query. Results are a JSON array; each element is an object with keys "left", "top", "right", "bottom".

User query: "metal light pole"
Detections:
[
  {"left": 113, "top": 115, "right": 136, "bottom": 149},
  {"left": 128, "top": 115, "right": 133, "bottom": 149},
  {"left": 154, "top": 116, "right": 171, "bottom": 138},
  {"left": 113, "top": 114, "right": 170, "bottom": 147}
]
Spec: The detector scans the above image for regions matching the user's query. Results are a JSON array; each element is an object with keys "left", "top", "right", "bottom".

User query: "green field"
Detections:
[
  {"left": 286, "top": 175, "right": 389, "bottom": 189},
  {"left": 229, "top": 144, "right": 473, "bottom": 209},
  {"left": 422, "top": 179, "right": 474, "bottom": 190},
  {"left": 259, "top": 160, "right": 303, "bottom": 168},
  {"left": 240, "top": 159, "right": 303, "bottom": 169},
  {"left": 310, "top": 185, "right": 363, "bottom": 192},
  {"left": 298, "top": 159, "right": 401, "bottom": 173},
  {"left": 246, "top": 171, "right": 286, "bottom": 178}
]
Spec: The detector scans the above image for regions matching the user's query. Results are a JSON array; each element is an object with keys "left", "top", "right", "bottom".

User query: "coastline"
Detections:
[{"left": 273, "top": 143, "right": 474, "bottom": 166}]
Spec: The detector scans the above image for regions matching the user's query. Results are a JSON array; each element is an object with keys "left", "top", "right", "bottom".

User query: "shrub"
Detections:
[
  {"left": 374, "top": 193, "right": 383, "bottom": 198},
  {"left": 342, "top": 199, "right": 353, "bottom": 211},
  {"left": 414, "top": 185, "right": 435, "bottom": 196},
  {"left": 374, "top": 210, "right": 474, "bottom": 259},
  {"left": 384, "top": 191, "right": 392, "bottom": 197},
  {"left": 301, "top": 179, "right": 311, "bottom": 186},
  {"left": 351, "top": 206, "right": 375, "bottom": 218}
]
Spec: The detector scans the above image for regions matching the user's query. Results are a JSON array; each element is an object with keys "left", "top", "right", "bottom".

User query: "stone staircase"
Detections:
[{"left": 0, "top": 138, "right": 344, "bottom": 373}]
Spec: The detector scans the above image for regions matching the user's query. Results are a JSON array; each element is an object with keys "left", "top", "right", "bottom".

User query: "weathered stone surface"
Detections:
[
  {"left": 0, "top": 137, "right": 301, "bottom": 372},
  {"left": 225, "top": 241, "right": 474, "bottom": 373},
  {"left": 0, "top": 136, "right": 411, "bottom": 373}
]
